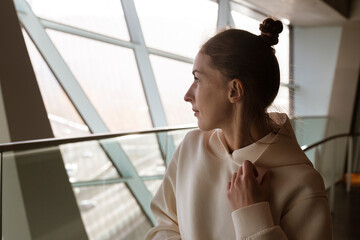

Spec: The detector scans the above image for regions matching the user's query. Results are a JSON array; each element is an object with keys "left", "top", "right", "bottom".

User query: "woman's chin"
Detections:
[{"left": 197, "top": 121, "right": 215, "bottom": 132}]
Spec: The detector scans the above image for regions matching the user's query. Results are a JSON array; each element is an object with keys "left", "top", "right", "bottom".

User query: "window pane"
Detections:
[
  {"left": 134, "top": 0, "right": 218, "bottom": 58},
  {"left": 74, "top": 184, "right": 152, "bottom": 240},
  {"left": 47, "top": 29, "right": 153, "bottom": 132},
  {"left": 231, "top": 10, "right": 260, "bottom": 35},
  {"left": 22, "top": 29, "right": 89, "bottom": 137},
  {"left": 150, "top": 55, "right": 196, "bottom": 126},
  {"left": 269, "top": 86, "right": 290, "bottom": 114},
  {"left": 115, "top": 134, "right": 165, "bottom": 176},
  {"left": 275, "top": 26, "right": 290, "bottom": 84},
  {"left": 27, "top": 0, "right": 129, "bottom": 41},
  {"left": 23, "top": 30, "right": 120, "bottom": 181}
]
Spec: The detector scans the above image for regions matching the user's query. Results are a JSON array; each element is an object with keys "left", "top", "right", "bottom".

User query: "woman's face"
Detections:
[{"left": 184, "top": 52, "right": 233, "bottom": 131}]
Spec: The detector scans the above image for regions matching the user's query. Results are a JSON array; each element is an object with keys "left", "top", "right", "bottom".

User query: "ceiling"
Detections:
[{"left": 234, "top": 0, "right": 360, "bottom": 26}]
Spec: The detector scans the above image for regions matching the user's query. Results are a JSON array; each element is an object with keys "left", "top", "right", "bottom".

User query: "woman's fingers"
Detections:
[
  {"left": 237, "top": 165, "right": 243, "bottom": 176},
  {"left": 243, "top": 160, "right": 258, "bottom": 178},
  {"left": 227, "top": 181, "right": 231, "bottom": 191},
  {"left": 231, "top": 172, "right": 237, "bottom": 188},
  {"left": 253, "top": 164, "right": 259, "bottom": 177}
]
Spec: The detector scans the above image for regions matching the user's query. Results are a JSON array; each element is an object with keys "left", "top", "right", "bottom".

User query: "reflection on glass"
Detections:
[
  {"left": 62, "top": 141, "right": 119, "bottom": 182},
  {"left": 134, "top": 0, "right": 218, "bottom": 58},
  {"left": 46, "top": 29, "right": 153, "bottom": 132},
  {"left": 115, "top": 134, "right": 165, "bottom": 176},
  {"left": 74, "top": 184, "right": 152, "bottom": 240},
  {"left": 150, "top": 54, "right": 196, "bottom": 126},
  {"left": 27, "top": 0, "right": 130, "bottom": 41}
]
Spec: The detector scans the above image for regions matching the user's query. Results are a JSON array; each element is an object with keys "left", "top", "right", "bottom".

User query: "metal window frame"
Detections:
[
  {"left": 14, "top": 0, "right": 156, "bottom": 224},
  {"left": 120, "top": 0, "right": 176, "bottom": 165}
]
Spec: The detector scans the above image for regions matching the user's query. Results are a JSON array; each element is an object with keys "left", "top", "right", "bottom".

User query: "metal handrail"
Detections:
[
  {"left": 0, "top": 125, "right": 197, "bottom": 152},
  {"left": 0, "top": 115, "right": 332, "bottom": 153},
  {"left": 301, "top": 132, "right": 360, "bottom": 151}
]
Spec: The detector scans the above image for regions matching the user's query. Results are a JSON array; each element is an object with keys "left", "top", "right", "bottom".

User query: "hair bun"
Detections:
[{"left": 259, "top": 18, "right": 283, "bottom": 46}]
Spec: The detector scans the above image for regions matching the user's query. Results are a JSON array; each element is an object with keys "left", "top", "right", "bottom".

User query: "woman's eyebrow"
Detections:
[{"left": 192, "top": 70, "right": 203, "bottom": 75}]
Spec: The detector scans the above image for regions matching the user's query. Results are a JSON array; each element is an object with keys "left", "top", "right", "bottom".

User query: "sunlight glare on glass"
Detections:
[
  {"left": 26, "top": 0, "right": 129, "bottom": 40},
  {"left": 134, "top": 0, "right": 218, "bottom": 58}
]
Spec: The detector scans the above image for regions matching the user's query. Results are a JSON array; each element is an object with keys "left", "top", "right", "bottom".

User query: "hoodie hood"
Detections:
[{"left": 206, "top": 112, "right": 313, "bottom": 169}]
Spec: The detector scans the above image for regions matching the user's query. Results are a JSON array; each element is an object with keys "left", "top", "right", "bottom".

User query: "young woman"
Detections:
[{"left": 145, "top": 18, "right": 332, "bottom": 240}]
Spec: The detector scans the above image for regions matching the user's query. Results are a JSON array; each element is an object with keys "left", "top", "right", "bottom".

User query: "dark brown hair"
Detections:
[{"left": 201, "top": 18, "right": 283, "bottom": 140}]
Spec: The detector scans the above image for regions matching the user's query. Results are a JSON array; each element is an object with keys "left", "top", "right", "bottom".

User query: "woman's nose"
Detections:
[{"left": 184, "top": 85, "right": 194, "bottom": 103}]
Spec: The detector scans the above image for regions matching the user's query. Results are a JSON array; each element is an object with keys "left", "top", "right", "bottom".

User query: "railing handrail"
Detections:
[
  {"left": 301, "top": 132, "right": 360, "bottom": 151},
  {"left": 0, "top": 125, "right": 197, "bottom": 152},
  {"left": 1, "top": 118, "right": 357, "bottom": 154}
]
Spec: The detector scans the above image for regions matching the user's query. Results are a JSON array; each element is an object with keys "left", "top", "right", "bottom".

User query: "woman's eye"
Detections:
[{"left": 194, "top": 76, "right": 199, "bottom": 82}]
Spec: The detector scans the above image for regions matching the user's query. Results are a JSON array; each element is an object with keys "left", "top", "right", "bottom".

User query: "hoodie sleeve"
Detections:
[
  {"left": 144, "top": 155, "right": 181, "bottom": 240},
  {"left": 231, "top": 170, "right": 332, "bottom": 240},
  {"left": 231, "top": 202, "right": 288, "bottom": 240}
]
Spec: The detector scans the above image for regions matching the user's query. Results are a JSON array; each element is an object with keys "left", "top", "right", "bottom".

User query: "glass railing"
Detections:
[
  {"left": 1, "top": 116, "right": 358, "bottom": 240},
  {"left": 0, "top": 125, "right": 195, "bottom": 240},
  {"left": 291, "top": 115, "right": 328, "bottom": 164}
]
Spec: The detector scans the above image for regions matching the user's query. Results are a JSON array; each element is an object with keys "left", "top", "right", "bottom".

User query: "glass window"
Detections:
[
  {"left": 23, "top": 30, "right": 120, "bottom": 181},
  {"left": 150, "top": 54, "right": 196, "bottom": 126},
  {"left": 22, "top": 29, "right": 89, "bottom": 137},
  {"left": 27, "top": 0, "right": 130, "bottom": 41},
  {"left": 269, "top": 86, "right": 290, "bottom": 114},
  {"left": 134, "top": 0, "right": 218, "bottom": 58},
  {"left": 74, "top": 184, "right": 152, "bottom": 240},
  {"left": 231, "top": 10, "right": 260, "bottom": 35},
  {"left": 115, "top": 134, "right": 165, "bottom": 176},
  {"left": 276, "top": 26, "right": 290, "bottom": 84},
  {"left": 46, "top": 29, "right": 153, "bottom": 132}
]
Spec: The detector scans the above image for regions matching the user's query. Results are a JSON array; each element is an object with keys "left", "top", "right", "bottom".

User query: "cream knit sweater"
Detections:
[{"left": 145, "top": 113, "right": 332, "bottom": 239}]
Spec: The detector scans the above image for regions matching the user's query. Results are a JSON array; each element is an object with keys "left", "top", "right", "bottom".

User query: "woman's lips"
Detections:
[{"left": 193, "top": 109, "right": 199, "bottom": 116}]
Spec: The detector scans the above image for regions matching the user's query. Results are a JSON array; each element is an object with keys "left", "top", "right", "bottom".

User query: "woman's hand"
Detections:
[{"left": 226, "top": 160, "right": 271, "bottom": 210}]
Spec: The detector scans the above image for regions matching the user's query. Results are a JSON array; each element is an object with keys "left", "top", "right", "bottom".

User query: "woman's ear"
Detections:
[{"left": 228, "top": 79, "right": 244, "bottom": 103}]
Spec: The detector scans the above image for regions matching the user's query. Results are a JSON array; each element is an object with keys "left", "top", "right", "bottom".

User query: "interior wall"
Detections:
[
  {"left": 293, "top": 25, "right": 342, "bottom": 117},
  {"left": 0, "top": 79, "right": 32, "bottom": 240}
]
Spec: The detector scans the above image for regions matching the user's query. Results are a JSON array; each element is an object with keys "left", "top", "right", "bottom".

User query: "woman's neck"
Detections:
[{"left": 221, "top": 120, "right": 271, "bottom": 154}]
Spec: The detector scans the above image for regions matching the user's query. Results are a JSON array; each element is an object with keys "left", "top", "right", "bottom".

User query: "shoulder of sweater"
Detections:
[
  {"left": 171, "top": 129, "right": 206, "bottom": 161},
  {"left": 274, "top": 164, "right": 326, "bottom": 199},
  {"left": 182, "top": 128, "right": 215, "bottom": 145},
  {"left": 275, "top": 163, "right": 323, "bottom": 185}
]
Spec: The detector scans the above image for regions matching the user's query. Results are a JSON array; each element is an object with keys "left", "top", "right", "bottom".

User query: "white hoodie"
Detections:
[{"left": 145, "top": 113, "right": 332, "bottom": 240}]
